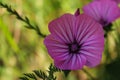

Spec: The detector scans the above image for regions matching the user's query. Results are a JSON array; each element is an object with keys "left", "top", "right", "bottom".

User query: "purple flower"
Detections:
[
  {"left": 44, "top": 9, "right": 104, "bottom": 70},
  {"left": 83, "top": 0, "right": 120, "bottom": 27}
]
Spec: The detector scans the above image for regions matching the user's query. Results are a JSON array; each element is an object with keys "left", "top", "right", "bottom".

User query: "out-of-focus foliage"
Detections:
[
  {"left": 20, "top": 64, "right": 61, "bottom": 80},
  {"left": 0, "top": 0, "right": 120, "bottom": 80}
]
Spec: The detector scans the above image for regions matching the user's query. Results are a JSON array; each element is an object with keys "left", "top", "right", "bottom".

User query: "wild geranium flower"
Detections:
[
  {"left": 44, "top": 9, "right": 104, "bottom": 70},
  {"left": 83, "top": 0, "right": 120, "bottom": 27}
]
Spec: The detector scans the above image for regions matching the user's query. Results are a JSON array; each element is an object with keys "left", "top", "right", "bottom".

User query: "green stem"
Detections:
[
  {"left": 0, "top": 2, "right": 46, "bottom": 38},
  {"left": 63, "top": 70, "right": 71, "bottom": 77}
]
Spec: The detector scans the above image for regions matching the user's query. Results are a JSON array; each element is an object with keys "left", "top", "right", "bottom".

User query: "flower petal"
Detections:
[
  {"left": 80, "top": 36, "right": 104, "bottom": 67},
  {"left": 48, "top": 14, "right": 76, "bottom": 43},
  {"left": 55, "top": 54, "right": 86, "bottom": 70},
  {"left": 44, "top": 35, "right": 69, "bottom": 61},
  {"left": 75, "top": 14, "right": 103, "bottom": 45},
  {"left": 83, "top": 0, "right": 120, "bottom": 26},
  {"left": 74, "top": 14, "right": 104, "bottom": 67}
]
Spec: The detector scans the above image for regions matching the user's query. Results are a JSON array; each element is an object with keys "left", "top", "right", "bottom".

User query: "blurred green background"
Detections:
[{"left": 0, "top": 0, "right": 120, "bottom": 80}]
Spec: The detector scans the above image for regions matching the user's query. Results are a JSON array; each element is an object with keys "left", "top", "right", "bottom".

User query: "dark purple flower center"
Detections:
[
  {"left": 99, "top": 18, "right": 108, "bottom": 26},
  {"left": 68, "top": 42, "right": 80, "bottom": 54}
]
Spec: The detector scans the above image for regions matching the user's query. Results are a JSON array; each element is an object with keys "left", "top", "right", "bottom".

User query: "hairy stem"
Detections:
[{"left": 0, "top": 2, "right": 46, "bottom": 38}]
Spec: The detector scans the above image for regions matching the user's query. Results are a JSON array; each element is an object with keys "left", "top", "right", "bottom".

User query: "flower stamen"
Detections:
[{"left": 68, "top": 42, "right": 80, "bottom": 54}]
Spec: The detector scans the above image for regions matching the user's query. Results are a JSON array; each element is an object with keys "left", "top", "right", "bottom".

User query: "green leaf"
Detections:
[
  {"left": 19, "top": 77, "right": 29, "bottom": 80},
  {"left": 0, "top": 18, "right": 19, "bottom": 53},
  {"left": 0, "top": 2, "right": 46, "bottom": 38},
  {"left": 33, "top": 70, "right": 47, "bottom": 80},
  {"left": 24, "top": 73, "right": 37, "bottom": 80}
]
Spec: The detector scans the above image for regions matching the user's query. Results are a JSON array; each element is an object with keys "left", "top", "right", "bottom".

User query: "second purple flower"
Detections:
[{"left": 83, "top": 0, "right": 120, "bottom": 27}]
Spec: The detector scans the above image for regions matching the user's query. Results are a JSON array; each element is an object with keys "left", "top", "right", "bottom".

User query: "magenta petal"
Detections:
[
  {"left": 55, "top": 54, "right": 86, "bottom": 70},
  {"left": 48, "top": 14, "right": 76, "bottom": 43},
  {"left": 115, "top": 0, "right": 120, "bottom": 3},
  {"left": 74, "top": 14, "right": 104, "bottom": 67},
  {"left": 83, "top": 2, "right": 101, "bottom": 22},
  {"left": 79, "top": 26, "right": 104, "bottom": 67},
  {"left": 75, "top": 14, "right": 103, "bottom": 44},
  {"left": 105, "top": 1, "right": 120, "bottom": 22},
  {"left": 80, "top": 35, "right": 104, "bottom": 67},
  {"left": 44, "top": 35, "right": 69, "bottom": 61},
  {"left": 83, "top": 0, "right": 120, "bottom": 26},
  {"left": 80, "top": 50, "right": 102, "bottom": 67}
]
